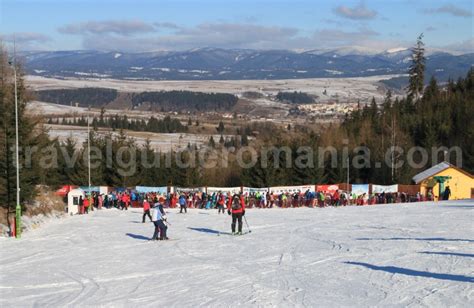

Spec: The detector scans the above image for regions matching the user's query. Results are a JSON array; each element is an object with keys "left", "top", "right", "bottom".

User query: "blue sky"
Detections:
[{"left": 1, "top": 0, "right": 472, "bottom": 53}]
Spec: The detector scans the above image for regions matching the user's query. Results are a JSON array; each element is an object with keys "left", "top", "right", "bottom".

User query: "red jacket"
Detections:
[
  {"left": 218, "top": 195, "right": 225, "bottom": 205},
  {"left": 143, "top": 200, "right": 150, "bottom": 211},
  {"left": 227, "top": 195, "right": 245, "bottom": 214}
]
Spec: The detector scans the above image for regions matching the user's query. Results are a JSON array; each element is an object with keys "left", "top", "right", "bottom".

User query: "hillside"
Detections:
[{"left": 21, "top": 48, "right": 473, "bottom": 85}]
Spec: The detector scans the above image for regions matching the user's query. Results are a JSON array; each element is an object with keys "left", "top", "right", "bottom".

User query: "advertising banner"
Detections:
[
  {"left": 316, "top": 184, "right": 339, "bottom": 195},
  {"left": 352, "top": 184, "right": 369, "bottom": 196},
  {"left": 242, "top": 187, "right": 269, "bottom": 195},
  {"left": 269, "top": 185, "right": 315, "bottom": 194},
  {"left": 135, "top": 186, "right": 168, "bottom": 194},
  {"left": 174, "top": 187, "right": 205, "bottom": 193},
  {"left": 372, "top": 184, "right": 398, "bottom": 194},
  {"left": 206, "top": 187, "right": 242, "bottom": 195},
  {"left": 80, "top": 186, "right": 100, "bottom": 193}
]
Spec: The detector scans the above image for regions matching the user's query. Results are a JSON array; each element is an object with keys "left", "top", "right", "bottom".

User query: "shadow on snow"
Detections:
[
  {"left": 126, "top": 233, "right": 150, "bottom": 241},
  {"left": 188, "top": 227, "right": 231, "bottom": 235},
  {"left": 419, "top": 251, "right": 474, "bottom": 258},
  {"left": 345, "top": 261, "right": 474, "bottom": 283},
  {"left": 357, "top": 237, "right": 474, "bottom": 243}
]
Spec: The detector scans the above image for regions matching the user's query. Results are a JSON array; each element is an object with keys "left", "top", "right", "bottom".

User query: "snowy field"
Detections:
[
  {"left": 26, "top": 74, "right": 404, "bottom": 103},
  {"left": 44, "top": 124, "right": 233, "bottom": 152},
  {"left": 1, "top": 200, "right": 473, "bottom": 307}
]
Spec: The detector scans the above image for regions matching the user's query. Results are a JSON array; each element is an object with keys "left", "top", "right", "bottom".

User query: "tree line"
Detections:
[
  {"left": 36, "top": 88, "right": 118, "bottom": 107},
  {"left": 36, "top": 88, "right": 239, "bottom": 112},
  {"left": 47, "top": 113, "right": 188, "bottom": 134},
  {"left": 276, "top": 91, "right": 315, "bottom": 104},
  {"left": 132, "top": 90, "right": 238, "bottom": 112}
]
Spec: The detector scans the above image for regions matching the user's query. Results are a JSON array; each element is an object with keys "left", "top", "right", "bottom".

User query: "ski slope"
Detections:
[{"left": 1, "top": 201, "right": 473, "bottom": 307}]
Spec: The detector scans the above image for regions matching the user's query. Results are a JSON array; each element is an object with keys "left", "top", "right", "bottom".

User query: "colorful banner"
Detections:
[
  {"left": 99, "top": 186, "right": 110, "bottom": 195},
  {"left": 352, "top": 184, "right": 369, "bottom": 196},
  {"left": 372, "top": 184, "right": 398, "bottom": 194},
  {"left": 56, "top": 185, "right": 77, "bottom": 197},
  {"left": 80, "top": 186, "right": 100, "bottom": 193},
  {"left": 269, "top": 185, "right": 315, "bottom": 194},
  {"left": 206, "top": 187, "right": 242, "bottom": 195},
  {"left": 316, "top": 184, "right": 339, "bottom": 195},
  {"left": 175, "top": 187, "right": 205, "bottom": 193},
  {"left": 135, "top": 186, "right": 168, "bottom": 194},
  {"left": 242, "top": 187, "right": 269, "bottom": 195}
]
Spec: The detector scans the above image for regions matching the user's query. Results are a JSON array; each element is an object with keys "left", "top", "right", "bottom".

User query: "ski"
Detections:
[{"left": 218, "top": 231, "right": 251, "bottom": 236}]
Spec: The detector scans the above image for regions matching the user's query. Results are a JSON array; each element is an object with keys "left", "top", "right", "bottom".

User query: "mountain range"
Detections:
[{"left": 20, "top": 48, "right": 473, "bottom": 86}]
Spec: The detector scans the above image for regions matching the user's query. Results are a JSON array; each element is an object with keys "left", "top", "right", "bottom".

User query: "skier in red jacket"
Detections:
[
  {"left": 142, "top": 199, "right": 152, "bottom": 223},
  {"left": 227, "top": 193, "right": 246, "bottom": 235}
]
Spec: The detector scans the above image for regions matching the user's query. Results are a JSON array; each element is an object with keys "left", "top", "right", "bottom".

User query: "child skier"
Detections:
[
  {"left": 217, "top": 193, "right": 226, "bottom": 214},
  {"left": 227, "top": 194, "right": 246, "bottom": 235},
  {"left": 142, "top": 199, "right": 152, "bottom": 223},
  {"left": 179, "top": 194, "right": 187, "bottom": 213},
  {"left": 151, "top": 197, "right": 168, "bottom": 241}
]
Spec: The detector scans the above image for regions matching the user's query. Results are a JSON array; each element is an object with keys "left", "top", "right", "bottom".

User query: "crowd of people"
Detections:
[{"left": 75, "top": 188, "right": 437, "bottom": 215}]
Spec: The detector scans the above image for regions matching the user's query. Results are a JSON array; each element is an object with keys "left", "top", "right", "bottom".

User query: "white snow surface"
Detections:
[{"left": 1, "top": 200, "right": 473, "bottom": 307}]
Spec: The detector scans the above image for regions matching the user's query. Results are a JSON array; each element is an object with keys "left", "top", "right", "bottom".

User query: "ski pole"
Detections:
[{"left": 244, "top": 216, "right": 252, "bottom": 233}]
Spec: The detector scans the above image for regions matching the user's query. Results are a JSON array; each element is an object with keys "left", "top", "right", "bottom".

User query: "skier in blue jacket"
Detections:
[
  {"left": 179, "top": 194, "right": 187, "bottom": 213},
  {"left": 151, "top": 197, "right": 168, "bottom": 240}
]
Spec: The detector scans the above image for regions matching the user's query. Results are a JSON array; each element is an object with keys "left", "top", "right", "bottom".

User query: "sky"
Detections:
[{"left": 0, "top": 0, "right": 473, "bottom": 53}]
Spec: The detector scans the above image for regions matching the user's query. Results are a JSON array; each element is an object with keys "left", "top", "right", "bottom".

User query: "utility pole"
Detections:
[
  {"left": 12, "top": 46, "right": 22, "bottom": 238},
  {"left": 347, "top": 157, "right": 350, "bottom": 193},
  {"left": 87, "top": 106, "right": 91, "bottom": 205},
  {"left": 391, "top": 116, "right": 396, "bottom": 183}
]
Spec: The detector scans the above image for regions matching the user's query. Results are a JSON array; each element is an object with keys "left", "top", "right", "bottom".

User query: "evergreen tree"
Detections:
[
  {"left": 407, "top": 33, "right": 426, "bottom": 100},
  {"left": 208, "top": 136, "right": 216, "bottom": 148},
  {"left": 216, "top": 121, "right": 225, "bottom": 134}
]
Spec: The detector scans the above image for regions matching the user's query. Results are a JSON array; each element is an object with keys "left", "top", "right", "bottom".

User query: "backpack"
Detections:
[{"left": 231, "top": 196, "right": 242, "bottom": 210}]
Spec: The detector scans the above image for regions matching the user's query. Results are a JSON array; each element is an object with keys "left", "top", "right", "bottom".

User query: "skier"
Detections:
[
  {"left": 227, "top": 194, "right": 246, "bottom": 235},
  {"left": 151, "top": 197, "right": 168, "bottom": 241},
  {"left": 83, "top": 196, "right": 90, "bottom": 214},
  {"left": 142, "top": 199, "right": 152, "bottom": 223},
  {"left": 179, "top": 194, "right": 187, "bottom": 213},
  {"left": 79, "top": 195, "right": 84, "bottom": 214},
  {"left": 217, "top": 193, "right": 226, "bottom": 214}
]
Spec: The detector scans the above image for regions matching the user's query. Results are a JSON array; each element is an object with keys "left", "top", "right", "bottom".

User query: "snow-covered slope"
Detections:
[{"left": 1, "top": 200, "right": 473, "bottom": 306}]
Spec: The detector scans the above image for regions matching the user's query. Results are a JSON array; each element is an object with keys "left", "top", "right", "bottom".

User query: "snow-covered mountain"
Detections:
[{"left": 19, "top": 47, "right": 473, "bottom": 82}]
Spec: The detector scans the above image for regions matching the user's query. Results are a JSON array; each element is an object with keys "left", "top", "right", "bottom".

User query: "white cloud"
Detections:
[
  {"left": 423, "top": 4, "right": 472, "bottom": 18},
  {"left": 54, "top": 19, "right": 471, "bottom": 55},
  {"left": 154, "top": 22, "right": 181, "bottom": 30},
  {"left": 333, "top": 2, "right": 377, "bottom": 20},
  {"left": 1, "top": 32, "right": 52, "bottom": 43},
  {"left": 440, "top": 38, "right": 474, "bottom": 54},
  {"left": 1, "top": 32, "right": 53, "bottom": 50},
  {"left": 312, "top": 28, "right": 379, "bottom": 44},
  {"left": 78, "top": 22, "right": 301, "bottom": 51},
  {"left": 58, "top": 20, "right": 156, "bottom": 36}
]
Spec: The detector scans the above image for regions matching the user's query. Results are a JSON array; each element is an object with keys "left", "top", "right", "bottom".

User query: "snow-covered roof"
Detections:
[{"left": 412, "top": 162, "right": 453, "bottom": 184}]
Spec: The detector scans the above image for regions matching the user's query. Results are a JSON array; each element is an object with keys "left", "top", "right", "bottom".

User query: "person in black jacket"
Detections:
[{"left": 443, "top": 186, "right": 451, "bottom": 200}]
